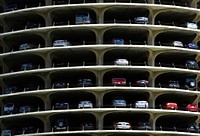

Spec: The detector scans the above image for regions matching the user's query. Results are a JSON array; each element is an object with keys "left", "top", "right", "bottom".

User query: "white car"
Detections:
[
  {"left": 172, "top": 41, "right": 183, "bottom": 47},
  {"left": 135, "top": 101, "right": 148, "bottom": 108},
  {"left": 114, "top": 59, "right": 129, "bottom": 66},
  {"left": 53, "top": 40, "right": 71, "bottom": 47},
  {"left": 114, "top": 122, "right": 131, "bottom": 130},
  {"left": 187, "top": 22, "right": 197, "bottom": 29},
  {"left": 78, "top": 101, "right": 93, "bottom": 108}
]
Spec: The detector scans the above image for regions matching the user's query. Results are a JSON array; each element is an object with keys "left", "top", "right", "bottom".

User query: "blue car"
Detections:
[
  {"left": 186, "top": 43, "right": 199, "bottom": 49},
  {"left": 112, "top": 38, "right": 124, "bottom": 45}
]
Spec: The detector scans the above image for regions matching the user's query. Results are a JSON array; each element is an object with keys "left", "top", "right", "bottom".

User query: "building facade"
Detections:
[{"left": 0, "top": 0, "right": 200, "bottom": 135}]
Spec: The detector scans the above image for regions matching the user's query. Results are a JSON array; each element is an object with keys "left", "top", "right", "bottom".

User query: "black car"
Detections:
[
  {"left": 185, "top": 78, "right": 198, "bottom": 91},
  {"left": 135, "top": 80, "right": 149, "bottom": 87},
  {"left": 53, "top": 118, "right": 69, "bottom": 131},
  {"left": 136, "top": 122, "right": 152, "bottom": 130},
  {"left": 187, "top": 123, "right": 199, "bottom": 133},
  {"left": 77, "top": 79, "right": 93, "bottom": 87},
  {"left": 22, "top": 126, "right": 35, "bottom": 134},
  {"left": 19, "top": 105, "right": 34, "bottom": 113},
  {"left": 4, "top": 85, "right": 17, "bottom": 94},
  {"left": 3, "top": 103, "right": 17, "bottom": 115},
  {"left": 80, "top": 122, "right": 94, "bottom": 130},
  {"left": 185, "top": 60, "right": 199, "bottom": 70},
  {"left": 168, "top": 80, "right": 180, "bottom": 89},
  {"left": 52, "top": 81, "right": 67, "bottom": 88},
  {"left": 4, "top": 3, "right": 17, "bottom": 12},
  {"left": 54, "top": 102, "right": 69, "bottom": 110}
]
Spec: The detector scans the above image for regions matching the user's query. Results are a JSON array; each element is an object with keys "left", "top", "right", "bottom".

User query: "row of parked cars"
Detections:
[
  {"left": 3, "top": 99, "right": 199, "bottom": 115},
  {"left": 3, "top": 76, "right": 199, "bottom": 94},
  {"left": 1, "top": 121, "right": 199, "bottom": 135},
  {"left": 17, "top": 39, "right": 200, "bottom": 50}
]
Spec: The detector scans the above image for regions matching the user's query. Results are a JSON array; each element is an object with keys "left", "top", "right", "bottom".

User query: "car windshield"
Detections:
[
  {"left": 5, "top": 104, "right": 14, "bottom": 107},
  {"left": 116, "top": 100, "right": 125, "bottom": 102},
  {"left": 77, "top": 13, "right": 89, "bottom": 17}
]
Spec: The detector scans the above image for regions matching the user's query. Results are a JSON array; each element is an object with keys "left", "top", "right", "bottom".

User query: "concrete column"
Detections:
[
  {"left": 95, "top": 70, "right": 104, "bottom": 86},
  {"left": 42, "top": 12, "right": 52, "bottom": 27},
  {"left": 45, "top": 0, "right": 52, "bottom": 6},
  {"left": 96, "top": 113, "right": 104, "bottom": 130},
  {"left": 149, "top": 113, "right": 156, "bottom": 130},
  {"left": 148, "top": 0, "right": 154, "bottom": 4},
  {"left": 43, "top": 95, "right": 51, "bottom": 110},
  {"left": 45, "top": 53, "right": 52, "bottom": 68},
  {"left": 95, "top": 50, "right": 106, "bottom": 65},
  {"left": 190, "top": 0, "right": 197, "bottom": 8},
  {"left": 94, "top": 92, "right": 104, "bottom": 107},
  {"left": 43, "top": 73, "right": 52, "bottom": 89},
  {"left": 37, "top": 115, "right": 51, "bottom": 132},
  {"left": 45, "top": 32, "right": 52, "bottom": 47},
  {"left": 148, "top": 50, "right": 155, "bottom": 66}
]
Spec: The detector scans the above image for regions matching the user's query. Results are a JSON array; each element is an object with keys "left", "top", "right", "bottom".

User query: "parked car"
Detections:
[
  {"left": 19, "top": 105, "right": 34, "bottom": 113},
  {"left": 24, "top": 82, "right": 39, "bottom": 91},
  {"left": 3, "top": 103, "right": 17, "bottom": 115},
  {"left": 80, "top": 122, "right": 94, "bottom": 130},
  {"left": 187, "top": 122, "right": 199, "bottom": 132},
  {"left": 135, "top": 101, "right": 148, "bottom": 108},
  {"left": 77, "top": 78, "right": 92, "bottom": 86},
  {"left": 1, "top": 129, "right": 13, "bottom": 136},
  {"left": 53, "top": 40, "right": 71, "bottom": 47},
  {"left": 22, "top": 126, "right": 35, "bottom": 134},
  {"left": 165, "top": 102, "right": 178, "bottom": 110},
  {"left": 185, "top": 60, "right": 199, "bottom": 70},
  {"left": 21, "top": 63, "right": 36, "bottom": 70},
  {"left": 75, "top": 12, "right": 92, "bottom": 24},
  {"left": 52, "top": 81, "right": 67, "bottom": 88},
  {"left": 113, "top": 122, "right": 131, "bottom": 130},
  {"left": 54, "top": 102, "right": 69, "bottom": 110},
  {"left": 19, "top": 43, "right": 38, "bottom": 50},
  {"left": 135, "top": 80, "right": 149, "bottom": 87},
  {"left": 4, "top": 85, "right": 17, "bottom": 94},
  {"left": 112, "top": 38, "right": 124, "bottom": 45},
  {"left": 112, "top": 78, "right": 126, "bottom": 86},
  {"left": 78, "top": 101, "right": 93, "bottom": 108},
  {"left": 186, "top": 104, "right": 198, "bottom": 112},
  {"left": 4, "top": 3, "right": 17, "bottom": 12},
  {"left": 185, "top": 43, "right": 199, "bottom": 49},
  {"left": 186, "top": 22, "right": 197, "bottom": 29},
  {"left": 112, "top": 97, "right": 126, "bottom": 107},
  {"left": 172, "top": 41, "right": 184, "bottom": 47},
  {"left": 134, "top": 17, "right": 148, "bottom": 24},
  {"left": 26, "top": 21, "right": 42, "bottom": 29},
  {"left": 168, "top": 80, "right": 180, "bottom": 89},
  {"left": 184, "top": 78, "right": 198, "bottom": 90},
  {"left": 53, "top": 118, "right": 69, "bottom": 131},
  {"left": 114, "top": 59, "right": 129, "bottom": 66},
  {"left": 136, "top": 122, "right": 152, "bottom": 130}
]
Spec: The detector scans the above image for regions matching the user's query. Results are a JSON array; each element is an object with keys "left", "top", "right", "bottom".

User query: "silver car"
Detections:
[
  {"left": 53, "top": 40, "right": 71, "bottom": 47},
  {"left": 112, "top": 97, "right": 126, "bottom": 107},
  {"left": 135, "top": 101, "right": 148, "bottom": 108},
  {"left": 114, "top": 122, "right": 131, "bottom": 130},
  {"left": 134, "top": 17, "right": 148, "bottom": 24},
  {"left": 75, "top": 12, "right": 91, "bottom": 24},
  {"left": 114, "top": 59, "right": 129, "bottom": 66},
  {"left": 78, "top": 101, "right": 93, "bottom": 108}
]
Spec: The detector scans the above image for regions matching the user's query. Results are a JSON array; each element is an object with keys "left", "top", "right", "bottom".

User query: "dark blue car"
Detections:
[
  {"left": 186, "top": 43, "right": 199, "bottom": 49},
  {"left": 112, "top": 38, "right": 124, "bottom": 45}
]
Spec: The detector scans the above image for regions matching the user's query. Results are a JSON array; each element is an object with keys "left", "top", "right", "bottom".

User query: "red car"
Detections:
[
  {"left": 165, "top": 102, "right": 178, "bottom": 110},
  {"left": 186, "top": 104, "right": 198, "bottom": 112},
  {"left": 112, "top": 78, "right": 126, "bottom": 86}
]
